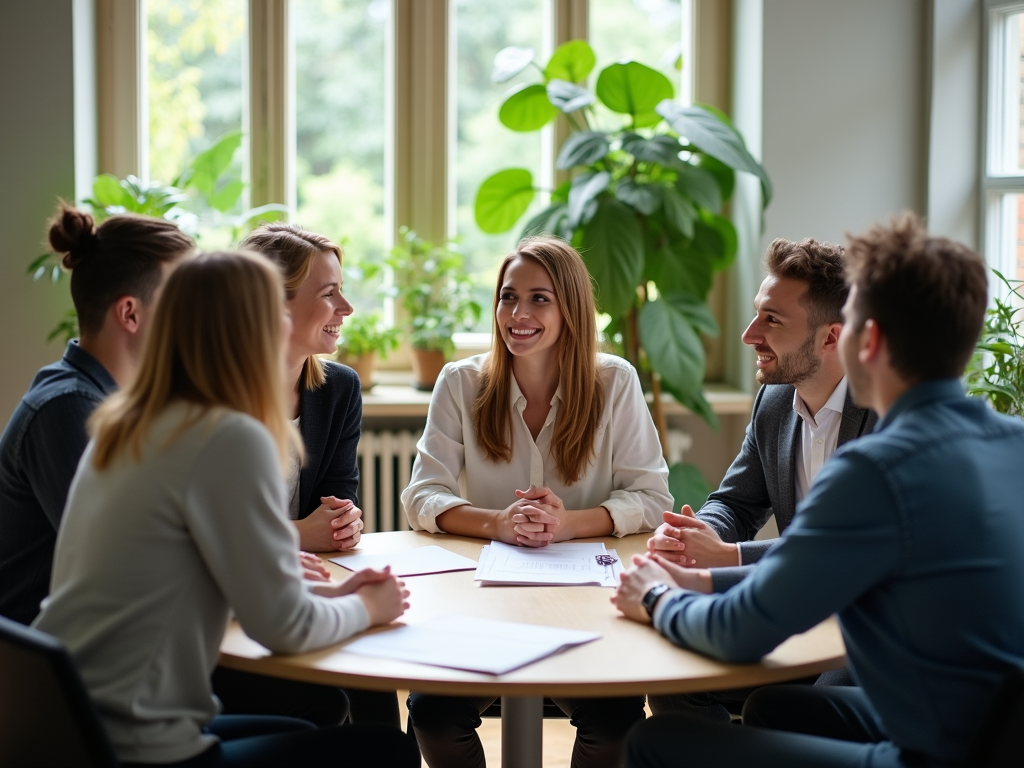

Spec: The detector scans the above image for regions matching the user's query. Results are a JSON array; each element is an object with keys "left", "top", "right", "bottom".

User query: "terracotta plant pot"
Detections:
[
  {"left": 338, "top": 352, "right": 377, "bottom": 392},
  {"left": 411, "top": 348, "right": 447, "bottom": 391}
]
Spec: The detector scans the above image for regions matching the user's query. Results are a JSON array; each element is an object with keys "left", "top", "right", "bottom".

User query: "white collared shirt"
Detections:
[
  {"left": 793, "top": 377, "right": 848, "bottom": 502},
  {"left": 401, "top": 353, "right": 672, "bottom": 537}
]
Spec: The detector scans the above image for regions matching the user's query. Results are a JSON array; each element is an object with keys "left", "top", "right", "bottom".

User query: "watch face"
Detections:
[{"left": 643, "top": 584, "right": 669, "bottom": 616}]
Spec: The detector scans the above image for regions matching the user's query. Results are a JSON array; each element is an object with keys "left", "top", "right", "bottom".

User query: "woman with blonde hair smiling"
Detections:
[
  {"left": 34, "top": 251, "right": 417, "bottom": 767},
  {"left": 402, "top": 236, "right": 671, "bottom": 768}
]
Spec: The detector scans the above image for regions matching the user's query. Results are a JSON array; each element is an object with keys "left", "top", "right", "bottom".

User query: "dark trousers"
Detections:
[
  {"left": 627, "top": 685, "right": 959, "bottom": 768},
  {"left": 121, "top": 715, "right": 419, "bottom": 767},
  {"left": 211, "top": 666, "right": 400, "bottom": 728},
  {"left": 408, "top": 692, "right": 646, "bottom": 768},
  {"left": 646, "top": 667, "right": 850, "bottom": 721}
]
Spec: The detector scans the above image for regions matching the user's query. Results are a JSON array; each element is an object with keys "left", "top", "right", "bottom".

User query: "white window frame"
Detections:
[{"left": 982, "top": 0, "right": 1024, "bottom": 288}]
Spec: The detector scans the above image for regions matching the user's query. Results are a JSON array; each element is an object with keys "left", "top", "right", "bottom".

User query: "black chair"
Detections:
[
  {"left": 966, "top": 665, "right": 1024, "bottom": 768},
  {"left": 0, "top": 614, "right": 119, "bottom": 767}
]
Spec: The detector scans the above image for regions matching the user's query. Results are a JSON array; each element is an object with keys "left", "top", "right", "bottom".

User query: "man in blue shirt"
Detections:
[
  {"left": 0, "top": 205, "right": 192, "bottom": 624},
  {"left": 614, "top": 214, "right": 1024, "bottom": 767}
]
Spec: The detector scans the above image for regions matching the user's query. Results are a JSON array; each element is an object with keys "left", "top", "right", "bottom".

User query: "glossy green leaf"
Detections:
[
  {"left": 475, "top": 168, "right": 536, "bottom": 234},
  {"left": 207, "top": 180, "right": 244, "bottom": 213},
  {"left": 547, "top": 80, "right": 596, "bottom": 113},
  {"left": 492, "top": 46, "right": 535, "bottom": 83},
  {"left": 663, "top": 292, "right": 719, "bottom": 337},
  {"left": 615, "top": 178, "right": 662, "bottom": 216},
  {"left": 520, "top": 203, "right": 568, "bottom": 239},
  {"left": 551, "top": 179, "right": 572, "bottom": 204},
  {"left": 699, "top": 213, "right": 738, "bottom": 270},
  {"left": 645, "top": 235, "right": 715, "bottom": 300},
  {"left": 556, "top": 131, "right": 610, "bottom": 169},
  {"left": 661, "top": 186, "right": 696, "bottom": 238},
  {"left": 674, "top": 389, "right": 720, "bottom": 430},
  {"left": 580, "top": 198, "right": 644, "bottom": 318},
  {"left": 567, "top": 171, "right": 610, "bottom": 229},
  {"left": 695, "top": 154, "right": 735, "bottom": 201},
  {"left": 596, "top": 61, "right": 674, "bottom": 118},
  {"left": 620, "top": 132, "right": 681, "bottom": 166},
  {"left": 657, "top": 102, "right": 772, "bottom": 204},
  {"left": 92, "top": 174, "right": 132, "bottom": 208},
  {"left": 675, "top": 164, "right": 722, "bottom": 213},
  {"left": 188, "top": 130, "right": 243, "bottom": 198},
  {"left": 499, "top": 83, "right": 558, "bottom": 132},
  {"left": 544, "top": 40, "right": 596, "bottom": 83},
  {"left": 639, "top": 296, "right": 706, "bottom": 400},
  {"left": 668, "top": 462, "right": 713, "bottom": 511}
]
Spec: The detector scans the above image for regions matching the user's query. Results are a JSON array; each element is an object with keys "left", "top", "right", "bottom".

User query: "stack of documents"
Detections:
[
  {"left": 474, "top": 541, "right": 623, "bottom": 587},
  {"left": 343, "top": 615, "right": 601, "bottom": 675},
  {"left": 329, "top": 545, "right": 478, "bottom": 577}
]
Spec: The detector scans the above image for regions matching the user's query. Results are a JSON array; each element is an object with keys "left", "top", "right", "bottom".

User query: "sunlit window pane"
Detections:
[
  {"left": 589, "top": 0, "right": 689, "bottom": 102},
  {"left": 450, "top": 0, "right": 549, "bottom": 334},
  {"left": 293, "top": 0, "right": 389, "bottom": 316},
  {"left": 988, "top": 193, "right": 1024, "bottom": 287},
  {"left": 147, "top": 0, "right": 245, "bottom": 189}
]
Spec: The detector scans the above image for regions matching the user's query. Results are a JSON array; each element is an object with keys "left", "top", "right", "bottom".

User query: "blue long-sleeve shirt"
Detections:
[{"left": 654, "top": 379, "right": 1024, "bottom": 761}]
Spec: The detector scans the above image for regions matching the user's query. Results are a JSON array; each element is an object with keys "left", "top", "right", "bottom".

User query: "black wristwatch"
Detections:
[{"left": 642, "top": 583, "right": 671, "bottom": 618}]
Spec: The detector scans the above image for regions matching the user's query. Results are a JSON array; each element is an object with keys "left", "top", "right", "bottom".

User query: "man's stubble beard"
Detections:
[{"left": 755, "top": 328, "right": 822, "bottom": 387}]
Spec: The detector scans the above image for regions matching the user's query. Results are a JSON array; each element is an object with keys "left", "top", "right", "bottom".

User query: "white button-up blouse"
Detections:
[{"left": 401, "top": 353, "right": 672, "bottom": 537}]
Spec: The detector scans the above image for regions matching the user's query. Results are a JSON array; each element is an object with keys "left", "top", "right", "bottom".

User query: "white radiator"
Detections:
[{"left": 357, "top": 429, "right": 421, "bottom": 533}]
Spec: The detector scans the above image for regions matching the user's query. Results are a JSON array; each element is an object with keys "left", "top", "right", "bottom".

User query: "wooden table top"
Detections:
[{"left": 219, "top": 531, "right": 846, "bottom": 697}]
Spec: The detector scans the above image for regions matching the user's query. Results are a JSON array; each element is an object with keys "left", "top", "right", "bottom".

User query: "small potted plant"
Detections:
[
  {"left": 964, "top": 269, "right": 1024, "bottom": 417},
  {"left": 385, "top": 227, "right": 481, "bottom": 390},
  {"left": 334, "top": 311, "right": 399, "bottom": 391}
]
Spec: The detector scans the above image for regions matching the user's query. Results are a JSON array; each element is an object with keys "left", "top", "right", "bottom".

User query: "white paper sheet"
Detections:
[
  {"left": 329, "top": 546, "right": 478, "bottom": 577},
  {"left": 474, "top": 541, "right": 623, "bottom": 587},
  {"left": 342, "top": 615, "right": 601, "bottom": 675}
]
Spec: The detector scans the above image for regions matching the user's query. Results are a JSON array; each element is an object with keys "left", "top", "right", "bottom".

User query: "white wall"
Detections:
[
  {"left": 760, "top": 0, "right": 929, "bottom": 250},
  {"left": 0, "top": 2, "right": 86, "bottom": 424}
]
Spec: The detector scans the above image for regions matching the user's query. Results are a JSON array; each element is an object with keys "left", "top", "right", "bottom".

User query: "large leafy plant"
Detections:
[
  {"left": 474, "top": 41, "right": 771, "bottom": 429},
  {"left": 28, "top": 130, "right": 286, "bottom": 342},
  {"left": 965, "top": 270, "right": 1024, "bottom": 417}
]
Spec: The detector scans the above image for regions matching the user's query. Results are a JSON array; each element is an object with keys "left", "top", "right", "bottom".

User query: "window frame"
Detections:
[{"left": 981, "top": 0, "right": 1024, "bottom": 286}]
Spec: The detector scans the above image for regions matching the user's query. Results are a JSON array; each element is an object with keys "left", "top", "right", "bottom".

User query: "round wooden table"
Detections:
[{"left": 219, "top": 531, "right": 846, "bottom": 767}]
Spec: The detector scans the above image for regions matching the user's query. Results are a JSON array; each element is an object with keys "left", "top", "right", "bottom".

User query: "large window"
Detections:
[
  {"left": 141, "top": 0, "right": 695, "bottom": 343},
  {"left": 984, "top": 2, "right": 1024, "bottom": 285}
]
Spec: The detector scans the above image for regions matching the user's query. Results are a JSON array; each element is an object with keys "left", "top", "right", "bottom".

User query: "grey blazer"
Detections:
[{"left": 698, "top": 383, "right": 877, "bottom": 592}]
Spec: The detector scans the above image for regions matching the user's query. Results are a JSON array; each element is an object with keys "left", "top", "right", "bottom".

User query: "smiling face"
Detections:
[
  {"left": 495, "top": 255, "right": 564, "bottom": 362},
  {"left": 741, "top": 274, "right": 824, "bottom": 386},
  {"left": 286, "top": 249, "right": 352, "bottom": 358}
]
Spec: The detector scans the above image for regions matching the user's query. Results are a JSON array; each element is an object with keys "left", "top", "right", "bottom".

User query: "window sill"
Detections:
[{"left": 362, "top": 372, "right": 752, "bottom": 419}]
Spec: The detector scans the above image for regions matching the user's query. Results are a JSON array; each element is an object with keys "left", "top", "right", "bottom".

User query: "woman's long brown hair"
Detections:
[{"left": 471, "top": 236, "right": 604, "bottom": 485}]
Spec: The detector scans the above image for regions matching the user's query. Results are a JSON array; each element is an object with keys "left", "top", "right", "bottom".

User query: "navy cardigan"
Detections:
[{"left": 297, "top": 361, "right": 362, "bottom": 517}]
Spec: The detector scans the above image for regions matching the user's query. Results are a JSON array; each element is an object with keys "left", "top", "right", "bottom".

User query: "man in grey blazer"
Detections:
[
  {"left": 649, "top": 237, "right": 876, "bottom": 589},
  {"left": 646, "top": 237, "right": 875, "bottom": 719}
]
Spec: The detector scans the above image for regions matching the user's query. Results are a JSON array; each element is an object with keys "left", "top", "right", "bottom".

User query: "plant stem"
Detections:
[{"left": 650, "top": 372, "right": 670, "bottom": 460}]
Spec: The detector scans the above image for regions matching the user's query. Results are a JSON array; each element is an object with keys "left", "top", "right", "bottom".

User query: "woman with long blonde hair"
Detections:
[
  {"left": 35, "top": 251, "right": 417, "bottom": 768},
  {"left": 402, "top": 236, "right": 670, "bottom": 768}
]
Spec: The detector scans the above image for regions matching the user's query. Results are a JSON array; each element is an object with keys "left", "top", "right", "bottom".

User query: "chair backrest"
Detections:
[
  {"left": 0, "top": 614, "right": 119, "bottom": 767},
  {"left": 967, "top": 665, "right": 1024, "bottom": 768}
]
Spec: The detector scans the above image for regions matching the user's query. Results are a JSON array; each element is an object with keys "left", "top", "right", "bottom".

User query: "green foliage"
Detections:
[
  {"left": 965, "top": 270, "right": 1024, "bottom": 417},
  {"left": 668, "top": 461, "right": 713, "bottom": 512},
  {"left": 473, "top": 39, "right": 770, "bottom": 428},
  {"left": 384, "top": 228, "right": 482, "bottom": 357},
  {"left": 29, "top": 130, "right": 287, "bottom": 344},
  {"left": 336, "top": 311, "right": 399, "bottom": 359}
]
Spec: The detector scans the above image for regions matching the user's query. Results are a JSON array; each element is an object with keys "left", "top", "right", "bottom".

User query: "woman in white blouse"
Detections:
[
  {"left": 35, "top": 251, "right": 417, "bottom": 768},
  {"left": 403, "top": 236, "right": 671, "bottom": 768}
]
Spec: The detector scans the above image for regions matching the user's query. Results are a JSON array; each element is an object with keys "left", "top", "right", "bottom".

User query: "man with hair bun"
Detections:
[
  {"left": 617, "top": 214, "right": 1024, "bottom": 767},
  {"left": 0, "top": 204, "right": 192, "bottom": 624},
  {"left": 646, "top": 237, "right": 875, "bottom": 719}
]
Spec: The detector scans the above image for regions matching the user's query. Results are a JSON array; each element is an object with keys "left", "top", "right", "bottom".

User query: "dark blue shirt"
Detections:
[
  {"left": 654, "top": 379, "right": 1024, "bottom": 761},
  {"left": 0, "top": 341, "right": 116, "bottom": 624}
]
